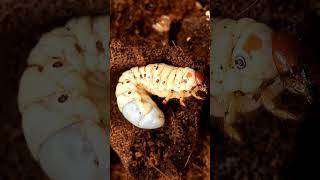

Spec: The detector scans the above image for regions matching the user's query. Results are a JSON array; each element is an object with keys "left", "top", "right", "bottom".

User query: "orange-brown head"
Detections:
[
  {"left": 272, "top": 32, "right": 300, "bottom": 75},
  {"left": 193, "top": 71, "right": 207, "bottom": 96},
  {"left": 272, "top": 32, "right": 312, "bottom": 101},
  {"left": 195, "top": 71, "right": 205, "bottom": 85}
]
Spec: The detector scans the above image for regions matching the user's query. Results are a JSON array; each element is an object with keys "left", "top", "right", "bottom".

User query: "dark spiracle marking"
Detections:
[
  {"left": 52, "top": 61, "right": 63, "bottom": 68},
  {"left": 234, "top": 55, "right": 246, "bottom": 70},
  {"left": 58, "top": 94, "right": 68, "bottom": 103}
]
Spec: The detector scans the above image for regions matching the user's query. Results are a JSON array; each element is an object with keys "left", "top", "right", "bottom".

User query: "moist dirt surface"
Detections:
[{"left": 110, "top": 0, "right": 210, "bottom": 179}]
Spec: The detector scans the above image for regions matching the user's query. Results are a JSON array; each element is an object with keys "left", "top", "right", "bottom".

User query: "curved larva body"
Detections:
[
  {"left": 18, "top": 16, "right": 109, "bottom": 179},
  {"left": 116, "top": 63, "right": 201, "bottom": 129},
  {"left": 210, "top": 18, "right": 309, "bottom": 141}
]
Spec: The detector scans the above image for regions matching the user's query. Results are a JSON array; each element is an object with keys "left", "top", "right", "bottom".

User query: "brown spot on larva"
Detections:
[
  {"left": 183, "top": 79, "right": 188, "bottom": 83},
  {"left": 156, "top": 79, "right": 159, "bottom": 83},
  {"left": 58, "top": 94, "right": 68, "bottom": 103},
  {"left": 144, "top": 74, "right": 146, "bottom": 77},
  {"left": 38, "top": 66, "right": 43, "bottom": 72},
  {"left": 74, "top": 43, "right": 85, "bottom": 54},
  {"left": 242, "top": 33, "right": 262, "bottom": 54},
  {"left": 126, "top": 81, "right": 130, "bottom": 83},
  {"left": 89, "top": 18, "right": 94, "bottom": 32},
  {"left": 162, "top": 81, "right": 166, "bottom": 84},
  {"left": 234, "top": 90, "right": 245, "bottom": 97},
  {"left": 52, "top": 61, "right": 63, "bottom": 68},
  {"left": 94, "top": 159, "right": 99, "bottom": 166},
  {"left": 128, "top": 91, "right": 131, "bottom": 94},
  {"left": 29, "top": 64, "right": 43, "bottom": 72},
  {"left": 155, "top": 66, "right": 158, "bottom": 70},
  {"left": 140, "top": 74, "right": 143, "bottom": 78},
  {"left": 96, "top": 40, "right": 104, "bottom": 53},
  {"left": 187, "top": 72, "right": 192, "bottom": 78}
]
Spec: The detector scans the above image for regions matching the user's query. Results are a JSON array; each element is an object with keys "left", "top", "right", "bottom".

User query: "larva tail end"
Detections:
[
  {"left": 139, "top": 107, "right": 165, "bottom": 129},
  {"left": 38, "top": 123, "right": 108, "bottom": 180},
  {"left": 122, "top": 101, "right": 165, "bottom": 129}
]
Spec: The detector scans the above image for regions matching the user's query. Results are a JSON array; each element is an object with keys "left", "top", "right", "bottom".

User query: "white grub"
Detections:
[
  {"left": 152, "top": 15, "right": 171, "bottom": 33},
  {"left": 210, "top": 18, "right": 306, "bottom": 141},
  {"left": 18, "top": 16, "right": 110, "bottom": 180},
  {"left": 116, "top": 63, "right": 207, "bottom": 129}
]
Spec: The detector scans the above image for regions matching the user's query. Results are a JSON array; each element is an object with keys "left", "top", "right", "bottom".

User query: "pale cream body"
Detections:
[
  {"left": 116, "top": 63, "right": 197, "bottom": 129},
  {"left": 18, "top": 16, "right": 110, "bottom": 180}
]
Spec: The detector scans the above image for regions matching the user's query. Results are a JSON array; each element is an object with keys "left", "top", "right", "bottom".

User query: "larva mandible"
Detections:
[{"left": 116, "top": 63, "right": 207, "bottom": 129}]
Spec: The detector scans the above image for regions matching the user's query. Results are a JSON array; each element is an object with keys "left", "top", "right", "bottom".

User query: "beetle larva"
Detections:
[
  {"left": 116, "top": 63, "right": 207, "bottom": 129},
  {"left": 18, "top": 16, "right": 109, "bottom": 180}
]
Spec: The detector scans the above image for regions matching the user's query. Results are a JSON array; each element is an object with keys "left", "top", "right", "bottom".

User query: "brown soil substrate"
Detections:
[
  {"left": 0, "top": 1, "right": 108, "bottom": 179},
  {"left": 110, "top": 0, "right": 210, "bottom": 47}
]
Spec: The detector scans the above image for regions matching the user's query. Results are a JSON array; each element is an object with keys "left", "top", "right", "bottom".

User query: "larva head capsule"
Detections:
[
  {"left": 190, "top": 71, "right": 207, "bottom": 96},
  {"left": 195, "top": 71, "right": 205, "bottom": 85},
  {"left": 272, "top": 32, "right": 300, "bottom": 75}
]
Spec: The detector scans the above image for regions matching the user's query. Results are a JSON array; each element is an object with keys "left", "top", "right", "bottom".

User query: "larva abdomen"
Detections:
[
  {"left": 174, "top": 68, "right": 185, "bottom": 92},
  {"left": 151, "top": 64, "right": 164, "bottom": 89},
  {"left": 159, "top": 65, "right": 172, "bottom": 91}
]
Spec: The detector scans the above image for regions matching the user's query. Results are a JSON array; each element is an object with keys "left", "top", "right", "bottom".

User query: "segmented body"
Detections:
[
  {"left": 210, "top": 18, "right": 309, "bottom": 141},
  {"left": 116, "top": 63, "right": 205, "bottom": 129},
  {"left": 18, "top": 16, "right": 109, "bottom": 180}
]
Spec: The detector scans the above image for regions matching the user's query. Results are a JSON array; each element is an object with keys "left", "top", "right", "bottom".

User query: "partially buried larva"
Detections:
[{"left": 116, "top": 63, "right": 207, "bottom": 129}]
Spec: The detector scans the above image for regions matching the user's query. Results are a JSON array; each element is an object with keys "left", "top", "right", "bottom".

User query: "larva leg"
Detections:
[
  {"left": 224, "top": 98, "right": 241, "bottom": 142},
  {"left": 191, "top": 87, "right": 204, "bottom": 100},
  {"left": 179, "top": 96, "right": 186, "bottom": 107},
  {"left": 162, "top": 91, "right": 173, "bottom": 104},
  {"left": 163, "top": 90, "right": 188, "bottom": 106},
  {"left": 261, "top": 77, "right": 297, "bottom": 120}
]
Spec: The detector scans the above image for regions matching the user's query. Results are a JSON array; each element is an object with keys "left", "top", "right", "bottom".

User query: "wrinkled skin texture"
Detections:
[
  {"left": 115, "top": 63, "right": 207, "bottom": 129},
  {"left": 18, "top": 16, "right": 109, "bottom": 180}
]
